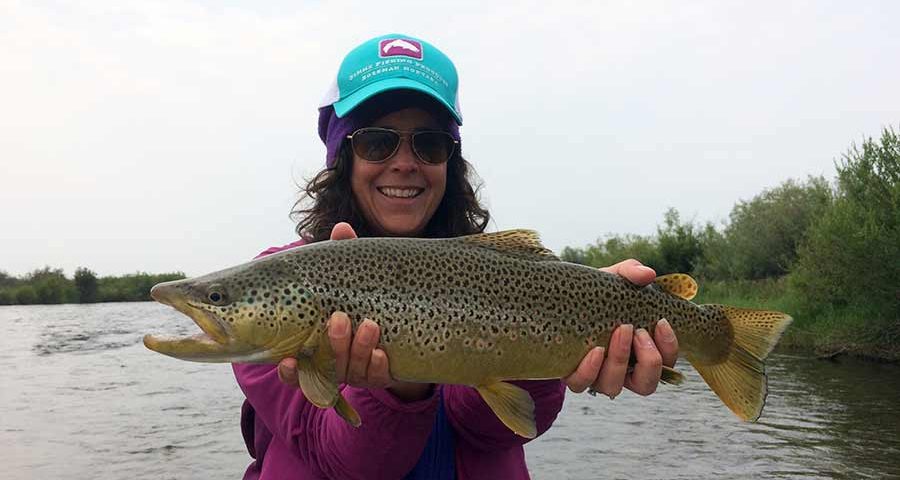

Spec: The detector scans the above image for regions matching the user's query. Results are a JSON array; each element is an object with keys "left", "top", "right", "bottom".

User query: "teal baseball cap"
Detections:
[{"left": 319, "top": 34, "right": 463, "bottom": 125}]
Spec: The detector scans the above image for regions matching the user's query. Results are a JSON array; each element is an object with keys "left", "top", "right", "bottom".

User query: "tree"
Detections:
[
  {"left": 27, "top": 267, "right": 76, "bottom": 304},
  {"left": 792, "top": 126, "right": 900, "bottom": 316},
  {"left": 696, "top": 176, "right": 832, "bottom": 280},
  {"left": 656, "top": 208, "right": 704, "bottom": 274},
  {"left": 74, "top": 267, "right": 99, "bottom": 303},
  {"left": 0, "top": 270, "right": 18, "bottom": 288}
]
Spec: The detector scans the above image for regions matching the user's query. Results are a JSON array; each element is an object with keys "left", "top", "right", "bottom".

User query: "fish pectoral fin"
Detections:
[
  {"left": 660, "top": 365, "right": 685, "bottom": 385},
  {"left": 296, "top": 334, "right": 363, "bottom": 428},
  {"left": 654, "top": 274, "right": 698, "bottom": 300},
  {"left": 334, "top": 394, "right": 361, "bottom": 427},
  {"left": 295, "top": 359, "right": 361, "bottom": 427},
  {"left": 476, "top": 382, "right": 537, "bottom": 439}
]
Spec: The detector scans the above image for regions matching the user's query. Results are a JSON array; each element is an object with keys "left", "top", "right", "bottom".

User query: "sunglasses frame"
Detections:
[{"left": 346, "top": 127, "right": 459, "bottom": 165}]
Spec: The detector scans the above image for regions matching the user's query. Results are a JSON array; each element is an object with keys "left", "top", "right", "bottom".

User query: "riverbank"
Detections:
[
  {"left": 0, "top": 268, "right": 185, "bottom": 305},
  {"left": 693, "top": 278, "right": 900, "bottom": 362}
]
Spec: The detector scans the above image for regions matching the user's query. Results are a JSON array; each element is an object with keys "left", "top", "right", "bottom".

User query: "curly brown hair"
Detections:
[{"left": 291, "top": 141, "right": 491, "bottom": 242}]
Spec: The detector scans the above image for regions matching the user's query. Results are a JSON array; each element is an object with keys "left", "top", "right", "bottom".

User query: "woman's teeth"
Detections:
[{"left": 379, "top": 187, "right": 423, "bottom": 199}]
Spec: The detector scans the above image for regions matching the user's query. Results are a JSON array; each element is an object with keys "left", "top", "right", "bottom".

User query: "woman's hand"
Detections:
[
  {"left": 276, "top": 223, "right": 432, "bottom": 402},
  {"left": 563, "top": 259, "right": 679, "bottom": 398}
]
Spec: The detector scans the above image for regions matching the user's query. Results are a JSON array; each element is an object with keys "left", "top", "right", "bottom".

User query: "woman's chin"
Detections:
[{"left": 374, "top": 217, "right": 427, "bottom": 237}]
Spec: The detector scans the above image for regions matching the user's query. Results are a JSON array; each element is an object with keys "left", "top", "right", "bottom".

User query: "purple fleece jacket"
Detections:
[{"left": 233, "top": 240, "right": 566, "bottom": 479}]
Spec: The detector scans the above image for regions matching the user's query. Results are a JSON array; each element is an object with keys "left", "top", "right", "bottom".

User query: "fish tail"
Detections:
[{"left": 689, "top": 305, "right": 792, "bottom": 421}]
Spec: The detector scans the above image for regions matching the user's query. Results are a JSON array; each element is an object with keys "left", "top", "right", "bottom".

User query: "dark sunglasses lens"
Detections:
[
  {"left": 413, "top": 132, "right": 454, "bottom": 164},
  {"left": 353, "top": 129, "right": 400, "bottom": 162}
]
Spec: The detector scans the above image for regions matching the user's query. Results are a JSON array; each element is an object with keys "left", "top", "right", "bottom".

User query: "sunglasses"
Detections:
[{"left": 346, "top": 127, "right": 458, "bottom": 165}]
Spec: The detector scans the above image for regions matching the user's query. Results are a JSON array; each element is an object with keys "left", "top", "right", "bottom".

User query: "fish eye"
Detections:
[{"left": 206, "top": 286, "right": 228, "bottom": 305}]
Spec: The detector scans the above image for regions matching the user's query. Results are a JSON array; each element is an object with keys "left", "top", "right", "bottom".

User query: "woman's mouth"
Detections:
[{"left": 377, "top": 187, "right": 424, "bottom": 199}]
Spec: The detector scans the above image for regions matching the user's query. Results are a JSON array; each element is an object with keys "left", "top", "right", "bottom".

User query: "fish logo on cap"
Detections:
[{"left": 379, "top": 38, "right": 423, "bottom": 60}]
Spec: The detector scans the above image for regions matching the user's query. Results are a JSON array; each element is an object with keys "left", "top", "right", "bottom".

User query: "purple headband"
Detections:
[{"left": 318, "top": 90, "right": 461, "bottom": 169}]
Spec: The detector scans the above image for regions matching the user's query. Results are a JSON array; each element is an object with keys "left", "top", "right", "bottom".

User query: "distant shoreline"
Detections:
[{"left": 0, "top": 268, "right": 185, "bottom": 305}]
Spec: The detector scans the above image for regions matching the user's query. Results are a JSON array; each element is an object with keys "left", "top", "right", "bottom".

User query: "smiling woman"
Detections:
[
  {"left": 231, "top": 33, "right": 680, "bottom": 480},
  {"left": 292, "top": 89, "right": 489, "bottom": 243}
]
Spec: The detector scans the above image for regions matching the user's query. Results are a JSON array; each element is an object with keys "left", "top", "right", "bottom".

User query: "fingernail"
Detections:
[
  {"left": 330, "top": 316, "right": 350, "bottom": 338},
  {"left": 358, "top": 320, "right": 375, "bottom": 345},
  {"left": 657, "top": 319, "right": 676, "bottom": 343},
  {"left": 590, "top": 347, "right": 605, "bottom": 369},
  {"left": 636, "top": 328, "right": 654, "bottom": 348},
  {"left": 621, "top": 324, "right": 634, "bottom": 336}
]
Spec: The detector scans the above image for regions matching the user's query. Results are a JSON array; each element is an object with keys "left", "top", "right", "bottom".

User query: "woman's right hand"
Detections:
[{"left": 275, "top": 223, "right": 432, "bottom": 401}]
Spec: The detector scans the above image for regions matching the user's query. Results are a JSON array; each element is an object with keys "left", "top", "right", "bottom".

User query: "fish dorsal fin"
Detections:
[
  {"left": 476, "top": 382, "right": 537, "bottom": 438},
  {"left": 654, "top": 273, "right": 698, "bottom": 300},
  {"left": 461, "top": 229, "right": 559, "bottom": 261}
]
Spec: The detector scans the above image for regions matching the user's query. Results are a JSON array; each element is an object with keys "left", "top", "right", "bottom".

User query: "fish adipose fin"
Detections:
[
  {"left": 654, "top": 273, "right": 698, "bottom": 300},
  {"left": 690, "top": 305, "right": 792, "bottom": 422},
  {"left": 296, "top": 334, "right": 362, "bottom": 427},
  {"left": 475, "top": 382, "right": 537, "bottom": 438},
  {"left": 461, "top": 230, "right": 559, "bottom": 261}
]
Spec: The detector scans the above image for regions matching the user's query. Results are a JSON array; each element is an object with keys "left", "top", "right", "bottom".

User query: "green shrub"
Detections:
[
  {"left": 27, "top": 267, "right": 77, "bottom": 304},
  {"left": 15, "top": 285, "right": 38, "bottom": 304},
  {"left": 791, "top": 126, "right": 900, "bottom": 317},
  {"left": 656, "top": 208, "right": 705, "bottom": 274},
  {"left": 74, "top": 267, "right": 99, "bottom": 303},
  {"left": 697, "top": 176, "right": 832, "bottom": 280},
  {"left": 562, "top": 233, "right": 662, "bottom": 270}
]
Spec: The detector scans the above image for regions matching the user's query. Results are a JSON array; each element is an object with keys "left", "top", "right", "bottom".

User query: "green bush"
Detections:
[
  {"left": 561, "top": 208, "right": 706, "bottom": 274},
  {"left": 656, "top": 208, "right": 705, "bottom": 274},
  {"left": 74, "top": 267, "right": 99, "bottom": 303},
  {"left": 561, "top": 233, "right": 662, "bottom": 270},
  {"left": 0, "top": 271, "right": 19, "bottom": 289},
  {"left": 697, "top": 176, "right": 832, "bottom": 280},
  {"left": 791, "top": 126, "right": 900, "bottom": 317},
  {"left": 27, "top": 267, "right": 77, "bottom": 304},
  {"left": 15, "top": 285, "right": 38, "bottom": 304},
  {"left": 97, "top": 272, "right": 185, "bottom": 302}
]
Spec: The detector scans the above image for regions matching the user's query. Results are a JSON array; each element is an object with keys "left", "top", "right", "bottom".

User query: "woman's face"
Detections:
[{"left": 351, "top": 107, "right": 448, "bottom": 237}]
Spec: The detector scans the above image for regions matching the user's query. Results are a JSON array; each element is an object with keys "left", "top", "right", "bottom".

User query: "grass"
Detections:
[{"left": 692, "top": 277, "right": 900, "bottom": 362}]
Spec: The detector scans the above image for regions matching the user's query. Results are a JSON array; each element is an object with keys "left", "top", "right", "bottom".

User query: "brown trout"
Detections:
[{"left": 144, "top": 230, "right": 791, "bottom": 438}]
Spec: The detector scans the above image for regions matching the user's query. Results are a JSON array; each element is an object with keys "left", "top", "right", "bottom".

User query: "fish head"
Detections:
[{"left": 143, "top": 258, "right": 323, "bottom": 363}]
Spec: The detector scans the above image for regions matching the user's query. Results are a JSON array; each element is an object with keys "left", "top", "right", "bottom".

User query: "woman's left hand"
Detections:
[{"left": 563, "top": 259, "right": 679, "bottom": 398}]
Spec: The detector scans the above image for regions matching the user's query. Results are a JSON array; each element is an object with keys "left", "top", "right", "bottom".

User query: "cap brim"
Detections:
[{"left": 332, "top": 78, "right": 462, "bottom": 125}]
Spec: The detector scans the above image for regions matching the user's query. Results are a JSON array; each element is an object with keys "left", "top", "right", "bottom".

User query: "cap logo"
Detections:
[{"left": 379, "top": 38, "right": 423, "bottom": 60}]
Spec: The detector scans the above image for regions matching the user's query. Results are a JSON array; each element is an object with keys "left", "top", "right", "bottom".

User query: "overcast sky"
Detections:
[{"left": 2, "top": 1, "right": 898, "bottom": 278}]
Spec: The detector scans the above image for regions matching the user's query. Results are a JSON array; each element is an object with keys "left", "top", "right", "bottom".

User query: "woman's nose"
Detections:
[{"left": 388, "top": 137, "right": 419, "bottom": 170}]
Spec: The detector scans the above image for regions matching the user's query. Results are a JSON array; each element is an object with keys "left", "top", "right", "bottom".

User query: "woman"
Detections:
[{"left": 234, "top": 34, "right": 679, "bottom": 480}]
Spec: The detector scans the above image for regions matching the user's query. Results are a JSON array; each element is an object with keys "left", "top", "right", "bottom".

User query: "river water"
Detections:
[{"left": 2, "top": 302, "right": 898, "bottom": 479}]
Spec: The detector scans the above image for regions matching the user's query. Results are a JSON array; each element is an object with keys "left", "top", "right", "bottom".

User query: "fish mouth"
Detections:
[{"left": 143, "top": 281, "right": 239, "bottom": 362}]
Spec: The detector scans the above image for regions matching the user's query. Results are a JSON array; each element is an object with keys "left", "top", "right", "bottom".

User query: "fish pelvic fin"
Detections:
[
  {"left": 660, "top": 365, "right": 685, "bottom": 385},
  {"left": 461, "top": 230, "right": 559, "bottom": 261},
  {"left": 475, "top": 382, "right": 537, "bottom": 439},
  {"left": 654, "top": 273, "right": 698, "bottom": 300},
  {"left": 690, "top": 305, "right": 793, "bottom": 422},
  {"left": 296, "top": 332, "right": 361, "bottom": 427}
]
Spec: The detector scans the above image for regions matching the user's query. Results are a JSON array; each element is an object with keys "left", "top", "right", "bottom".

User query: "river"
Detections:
[{"left": 2, "top": 302, "right": 898, "bottom": 479}]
